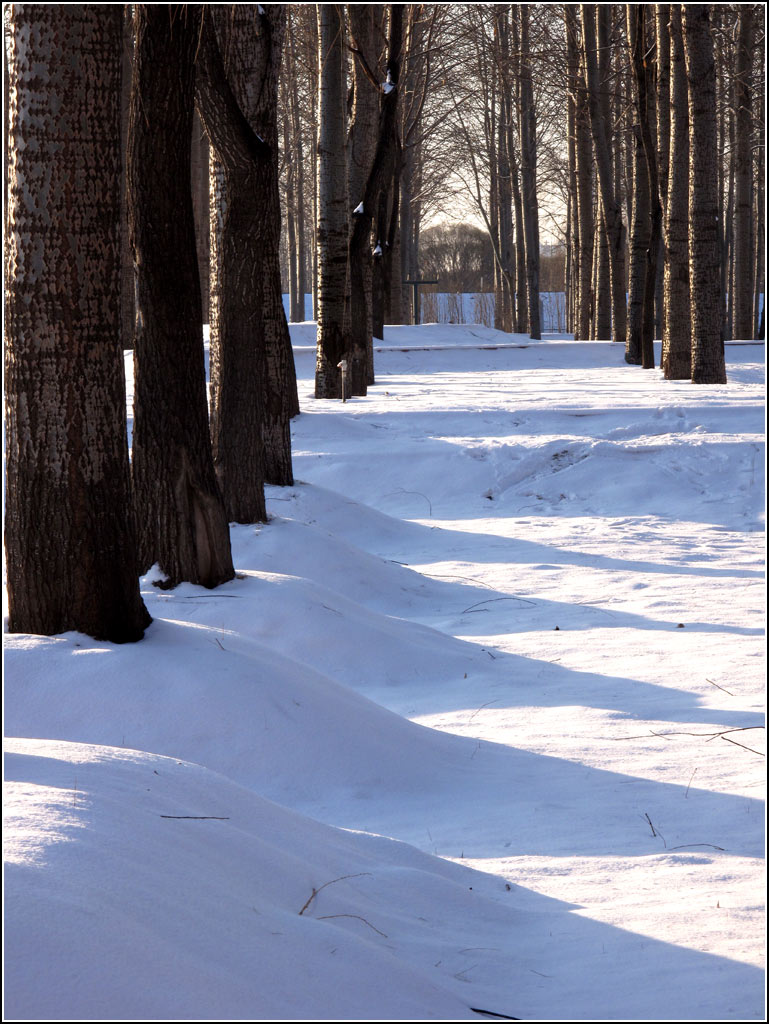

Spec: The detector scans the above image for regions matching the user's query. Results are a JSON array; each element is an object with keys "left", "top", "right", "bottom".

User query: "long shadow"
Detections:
[{"left": 5, "top": 746, "right": 765, "bottom": 1021}]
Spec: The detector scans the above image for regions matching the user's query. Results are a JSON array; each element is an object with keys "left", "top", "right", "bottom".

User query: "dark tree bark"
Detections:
[
  {"left": 5, "top": 4, "right": 150, "bottom": 641},
  {"left": 575, "top": 7, "right": 595, "bottom": 340},
  {"left": 348, "top": 5, "right": 404, "bottom": 393},
  {"left": 631, "top": 4, "right": 661, "bottom": 368},
  {"left": 315, "top": 3, "right": 350, "bottom": 399},
  {"left": 347, "top": 4, "right": 381, "bottom": 392},
  {"left": 129, "top": 4, "right": 234, "bottom": 588},
  {"left": 732, "top": 4, "right": 755, "bottom": 340},
  {"left": 662, "top": 4, "right": 691, "bottom": 379},
  {"left": 581, "top": 3, "right": 627, "bottom": 345},
  {"left": 564, "top": 5, "right": 580, "bottom": 336},
  {"left": 682, "top": 4, "right": 726, "bottom": 383},
  {"left": 517, "top": 4, "right": 541, "bottom": 339},
  {"left": 199, "top": 6, "right": 296, "bottom": 499},
  {"left": 625, "top": 5, "right": 651, "bottom": 365}
]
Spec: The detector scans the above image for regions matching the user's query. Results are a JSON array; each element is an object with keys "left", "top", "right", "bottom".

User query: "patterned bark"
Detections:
[
  {"left": 5, "top": 5, "right": 150, "bottom": 641},
  {"left": 129, "top": 5, "right": 234, "bottom": 587},
  {"left": 632, "top": 4, "right": 661, "bottom": 369},
  {"left": 517, "top": 5, "right": 541, "bottom": 340},
  {"left": 201, "top": 5, "right": 296, "bottom": 495},
  {"left": 581, "top": 3, "right": 627, "bottom": 345},
  {"left": 315, "top": 4, "right": 350, "bottom": 399},
  {"left": 662, "top": 4, "right": 691, "bottom": 379},
  {"left": 347, "top": 5, "right": 381, "bottom": 392},
  {"left": 683, "top": 4, "right": 726, "bottom": 383},
  {"left": 732, "top": 5, "right": 754, "bottom": 340}
]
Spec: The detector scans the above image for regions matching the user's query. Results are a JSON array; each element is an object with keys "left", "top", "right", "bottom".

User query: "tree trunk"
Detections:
[
  {"left": 347, "top": 5, "right": 380, "bottom": 394},
  {"left": 682, "top": 4, "right": 726, "bottom": 383},
  {"left": 315, "top": 4, "right": 349, "bottom": 399},
  {"left": 348, "top": 4, "right": 403, "bottom": 391},
  {"left": 632, "top": 4, "right": 661, "bottom": 368},
  {"left": 662, "top": 4, "right": 691, "bottom": 379},
  {"left": 732, "top": 5, "right": 754, "bottom": 340},
  {"left": 5, "top": 4, "right": 150, "bottom": 642},
  {"left": 575, "top": 8, "right": 595, "bottom": 340},
  {"left": 517, "top": 5, "right": 541, "bottom": 339},
  {"left": 564, "top": 6, "right": 580, "bottom": 337},
  {"left": 582, "top": 3, "right": 627, "bottom": 345},
  {"left": 202, "top": 7, "right": 296, "bottom": 493},
  {"left": 625, "top": 6, "right": 650, "bottom": 364},
  {"left": 129, "top": 5, "right": 234, "bottom": 588}
]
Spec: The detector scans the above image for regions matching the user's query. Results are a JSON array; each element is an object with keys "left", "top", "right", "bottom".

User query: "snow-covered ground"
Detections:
[{"left": 4, "top": 324, "right": 765, "bottom": 1021}]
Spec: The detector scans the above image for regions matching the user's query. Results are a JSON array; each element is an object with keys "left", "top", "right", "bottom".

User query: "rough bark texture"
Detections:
[
  {"left": 581, "top": 3, "right": 627, "bottom": 345},
  {"left": 315, "top": 4, "right": 349, "bottom": 399},
  {"left": 576, "top": 7, "right": 595, "bottom": 340},
  {"left": 517, "top": 5, "right": 541, "bottom": 340},
  {"left": 5, "top": 4, "right": 150, "bottom": 641},
  {"left": 129, "top": 5, "right": 234, "bottom": 587},
  {"left": 623, "top": 6, "right": 648, "bottom": 364},
  {"left": 661, "top": 4, "right": 691, "bottom": 379},
  {"left": 200, "top": 6, "right": 295, "bottom": 498},
  {"left": 682, "top": 4, "right": 726, "bottom": 383},
  {"left": 732, "top": 5, "right": 754, "bottom": 340},
  {"left": 564, "top": 5, "right": 580, "bottom": 336},
  {"left": 347, "top": 5, "right": 380, "bottom": 393},
  {"left": 632, "top": 4, "right": 661, "bottom": 368}
]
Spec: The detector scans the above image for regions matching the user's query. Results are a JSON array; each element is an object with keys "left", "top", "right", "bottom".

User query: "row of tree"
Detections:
[
  {"left": 5, "top": 5, "right": 299, "bottom": 642},
  {"left": 276, "top": 4, "right": 763, "bottom": 375},
  {"left": 4, "top": 4, "right": 765, "bottom": 644}
]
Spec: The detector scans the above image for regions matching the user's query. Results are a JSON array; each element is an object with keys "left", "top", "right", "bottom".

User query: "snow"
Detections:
[{"left": 4, "top": 322, "right": 766, "bottom": 1021}]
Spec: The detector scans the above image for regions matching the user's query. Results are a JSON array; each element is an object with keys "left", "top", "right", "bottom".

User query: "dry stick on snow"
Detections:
[
  {"left": 721, "top": 735, "right": 765, "bottom": 757},
  {"left": 644, "top": 813, "right": 666, "bottom": 847},
  {"left": 298, "top": 873, "right": 371, "bottom": 916},
  {"left": 705, "top": 677, "right": 735, "bottom": 696},
  {"left": 468, "top": 699, "right": 501, "bottom": 723},
  {"left": 668, "top": 843, "right": 726, "bottom": 851},
  {"left": 317, "top": 914, "right": 388, "bottom": 937},
  {"left": 160, "top": 815, "right": 230, "bottom": 820},
  {"left": 462, "top": 596, "right": 537, "bottom": 614},
  {"left": 612, "top": 726, "right": 763, "bottom": 741}
]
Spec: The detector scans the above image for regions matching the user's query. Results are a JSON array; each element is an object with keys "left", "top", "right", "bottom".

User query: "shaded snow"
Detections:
[{"left": 4, "top": 324, "right": 765, "bottom": 1020}]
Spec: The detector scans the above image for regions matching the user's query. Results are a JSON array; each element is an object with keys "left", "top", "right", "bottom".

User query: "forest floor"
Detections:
[{"left": 5, "top": 324, "right": 765, "bottom": 1020}]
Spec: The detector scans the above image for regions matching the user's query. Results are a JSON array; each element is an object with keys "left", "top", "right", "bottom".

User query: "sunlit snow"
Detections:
[{"left": 4, "top": 320, "right": 765, "bottom": 1021}]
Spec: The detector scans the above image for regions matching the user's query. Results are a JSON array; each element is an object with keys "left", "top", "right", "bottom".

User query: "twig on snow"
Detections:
[
  {"left": 644, "top": 812, "right": 666, "bottom": 847},
  {"left": 298, "top": 873, "right": 371, "bottom": 916},
  {"left": 160, "top": 815, "right": 230, "bottom": 820},
  {"left": 721, "top": 734, "right": 765, "bottom": 757},
  {"left": 668, "top": 843, "right": 726, "bottom": 851},
  {"left": 317, "top": 914, "right": 387, "bottom": 937},
  {"left": 462, "top": 596, "right": 537, "bottom": 614},
  {"left": 705, "top": 677, "right": 735, "bottom": 696}
]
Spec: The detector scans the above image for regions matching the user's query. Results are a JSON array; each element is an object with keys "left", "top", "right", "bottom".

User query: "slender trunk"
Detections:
[
  {"left": 683, "top": 4, "right": 726, "bottom": 383},
  {"left": 732, "top": 5, "right": 754, "bottom": 339},
  {"left": 315, "top": 4, "right": 349, "bottom": 398},
  {"left": 129, "top": 5, "right": 234, "bottom": 587},
  {"left": 632, "top": 4, "right": 661, "bottom": 368},
  {"left": 582, "top": 3, "right": 627, "bottom": 344},
  {"left": 662, "top": 4, "right": 691, "bottom": 379},
  {"left": 518, "top": 5, "right": 541, "bottom": 339}
]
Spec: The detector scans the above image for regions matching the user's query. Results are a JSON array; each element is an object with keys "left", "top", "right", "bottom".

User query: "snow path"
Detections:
[{"left": 5, "top": 326, "right": 765, "bottom": 1020}]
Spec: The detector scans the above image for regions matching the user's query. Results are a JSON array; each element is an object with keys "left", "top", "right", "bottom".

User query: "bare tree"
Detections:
[
  {"left": 129, "top": 4, "right": 234, "bottom": 587},
  {"left": 315, "top": 3, "right": 350, "bottom": 399},
  {"left": 5, "top": 4, "right": 150, "bottom": 641},
  {"left": 661, "top": 3, "right": 691, "bottom": 379},
  {"left": 683, "top": 3, "right": 726, "bottom": 383}
]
